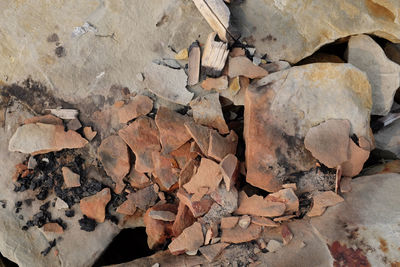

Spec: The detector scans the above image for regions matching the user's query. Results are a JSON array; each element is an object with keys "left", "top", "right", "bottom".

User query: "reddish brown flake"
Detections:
[
  {"left": 220, "top": 154, "right": 239, "bottom": 191},
  {"left": 199, "top": 242, "right": 230, "bottom": 262},
  {"left": 172, "top": 201, "right": 196, "bottom": 237},
  {"left": 128, "top": 185, "right": 158, "bottom": 211},
  {"left": 118, "top": 95, "right": 153, "bottom": 123},
  {"left": 170, "top": 142, "right": 197, "bottom": 169},
  {"left": 177, "top": 188, "right": 214, "bottom": 218},
  {"left": 98, "top": 135, "right": 130, "bottom": 194},
  {"left": 127, "top": 168, "right": 151, "bottom": 189},
  {"left": 252, "top": 216, "right": 279, "bottom": 227},
  {"left": 12, "top": 163, "right": 32, "bottom": 182},
  {"left": 235, "top": 191, "right": 286, "bottom": 217},
  {"left": 168, "top": 222, "right": 204, "bottom": 255},
  {"left": 179, "top": 158, "right": 198, "bottom": 188},
  {"left": 80, "top": 188, "right": 111, "bottom": 223},
  {"left": 155, "top": 107, "right": 193, "bottom": 154},
  {"left": 201, "top": 76, "right": 228, "bottom": 91},
  {"left": 208, "top": 130, "right": 238, "bottom": 162},
  {"left": 61, "top": 167, "right": 81, "bottom": 188},
  {"left": 265, "top": 188, "right": 299, "bottom": 214},
  {"left": 228, "top": 56, "right": 268, "bottom": 79},
  {"left": 43, "top": 223, "right": 64, "bottom": 234},
  {"left": 116, "top": 198, "right": 137, "bottom": 215},
  {"left": 83, "top": 126, "right": 97, "bottom": 141},
  {"left": 229, "top": 47, "right": 246, "bottom": 57},
  {"left": 183, "top": 158, "right": 222, "bottom": 195},
  {"left": 221, "top": 216, "right": 239, "bottom": 229},
  {"left": 221, "top": 224, "right": 262, "bottom": 244},
  {"left": 118, "top": 116, "right": 160, "bottom": 173},
  {"left": 341, "top": 139, "right": 370, "bottom": 177},
  {"left": 273, "top": 215, "right": 296, "bottom": 222},
  {"left": 152, "top": 152, "right": 179, "bottom": 191},
  {"left": 308, "top": 191, "right": 344, "bottom": 217},
  {"left": 24, "top": 114, "right": 62, "bottom": 125},
  {"left": 281, "top": 224, "right": 293, "bottom": 245},
  {"left": 184, "top": 121, "right": 211, "bottom": 155},
  {"left": 329, "top": 241, "right": 370, "bottom": 267}
]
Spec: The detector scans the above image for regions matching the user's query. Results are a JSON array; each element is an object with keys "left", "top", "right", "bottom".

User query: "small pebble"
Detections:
[{"left": 238, "top": 215, "right": 251, "bottom": 229}]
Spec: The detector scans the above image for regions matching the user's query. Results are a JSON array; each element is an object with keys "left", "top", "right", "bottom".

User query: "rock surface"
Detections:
[
  {"left": 9, "top": 123, "right": 88, "bottom": 155},
  {"left": 244, "top": 63, "right": 372, "bottom": 192},
  {"left": 233, "top": 0, "right": 400, "bottom": 63},
  {"left": 347, "top": 34, "right": 400, "bottom": 116}
]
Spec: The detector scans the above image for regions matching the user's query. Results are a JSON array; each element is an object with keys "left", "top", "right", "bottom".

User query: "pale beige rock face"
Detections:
[
  {"left": 0, "top": 0, "right": 210, "bottom": 103},
  {"left": 347, "top": 34, "right": 400, "bottom": 116},
  {"left": 233, "top": 0, "right": 400, "bottom": 63}
]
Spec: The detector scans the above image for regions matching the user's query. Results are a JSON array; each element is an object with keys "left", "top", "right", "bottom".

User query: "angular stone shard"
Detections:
[
  {"left": 152, "top": 152, "right": 179, "bottom": 191},
  {"left": 149, "top": 210, "right": 177, "bottom": 222},
  {"left": 199, "top": 242, "right": 230, "bottom": 262},
  {"left": 210, "top": 184, "right": 238, "bottom": 213},
  {"left": 80, "top": 188, "right": 111, "bottom": 223},
  {"left": 190, "top": 93, "right": 229, "bottom": 134},
  {"left": 208, "top": 130, "right": 238, "bottom": 162},
  {"left": 183, "top": 158, "right": 222, "bottom": 195},
  {"left": 168, "top": 222, "right": 204, "bottom": 255},
  {"left": 184, "top": 121, "right": 212, "bottom": 155},
  {"left": 119, "top": 116, "right": 160, "bottom": 173},
  {"left": 228, "top": 56, "right": 268, "bottom": 79},
  {"left": 177, "top": 189, "right": 214, "bottom": 218},
  {"left": 237, "top": 0, "right": 400, "bottom": 63},
  {"left": 116, "top": 199, "right": 137, "bottom": 216},
  {"left": 128, "top": 186, "right": 158, "bottom": 211},
  {"left": 221, "top": 216, "right": 239, "bottom": 229},
  {"left": 144, "top": 63, "right": 193, "bottom": 106},
  {"left": 201, "top": 76, "right": 229, "bottom": 91},
  {"left": 235, "top": 191, "right": 285, "bottom": 217},
  {"left": 43, "top": 223, "right": 64, "bottom": 234},
  {"left": 155, "top": 107, "right": 193, "bottom": 154},
  {"left": 67, "top": 118, "right": 82, "bottom": 131},
  {"left": 266, "top": 239, "right": 283, "bottom": 252},
  {"left": 127, "top": 168, "right": 151, "bottom": 189},
  {"left": 117, "top": 95, "right": 153, "bottom": 123},
  {"left": 170, "top": 142, "right": 196, "bottom": 169},
  {"left": 341, "top": 139, "right": 370, "bottom": 177},
  {"left": 188, "top": 42, "right": 201, "bottom": 86},
  {"left": 221, "top": 224, "right": 262, "bottom": 244},
  {"left": 220, "top": 154, "right": 239, "bottom": 191},
  {"left": 244, "top": 63, "right": 372, "bottom": 192},
  {"left": 307, "top": 191, "right": 344, "bottom": 217},
  {"left": 251, "top": 216, "right": 279, "bottom": 227},
  {"left": 265, "top": 188, "right": 299, "bottom": 214},
  {"left": 172, "top": 201, "right": 196, "bottom": 237},
  {"left": 179, "top": 159, "right": 198, "bottom": 188},
  {"left": 374, "top": 117, "right": 400, "bottom": 158},
  {"left": 24, "top": 114, "right": 62, "bottom": 125},
  {"left": 98, "top": 135, "right": 130, "bottom": 194},
  {"left": 61, "top": 167, "right": 81, "bottom": 188},
  {"left": 348, "top": 34, "right": 400, "bottom": 116},
  {"left": 9, "top": 123, "right": 88, "bottom": 155},
  {"left": 83, "top": 126, "right": 97, "bottom": 141}
]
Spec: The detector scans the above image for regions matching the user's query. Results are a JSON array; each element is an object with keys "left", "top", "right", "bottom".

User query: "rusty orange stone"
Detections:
[{"left": 80, "top": 188, "right": 111, "bottom": 223}]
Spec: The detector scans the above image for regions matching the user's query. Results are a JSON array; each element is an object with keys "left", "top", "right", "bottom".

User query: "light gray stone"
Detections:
[
  {"left": 347, "top": 34, "right": 400, "bottom": 116},
  {"left": 374, "top": 119, "right": 400, "bottom": 157}
]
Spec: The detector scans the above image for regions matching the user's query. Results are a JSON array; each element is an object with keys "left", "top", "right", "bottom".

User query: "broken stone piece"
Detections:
[
  {"left": 177, "top": 189, "right": 214, "bottom": 218},
  {"left": 119, "top": 116, "right": 160, "bottom": 173},
  {"left": 128, "top": 186, "right": 158, "bottom": 211},
  {"left": 152, "top": 152, "right": 179, "bottom": 191},
  {"left": 265, "top": 188, "right": 299, "bottom": 214},
  {"left": 9, "top": 123, "right": 88, "bottom": 155},
  {"left": 27, "top": 156, "right": 37, "bottom": 169},
  {"left": 210, "top": 184, "right": 238, "bottom": 213},
  {"left": 244, "top": 63, "right": 372, "bottom": 192},
  {"left": 117, "top": 95, "right": 153, "bottom": 123},
  {"left": 172, "top": 201, "right": 196, "bottom": 237},
  {"left": 184, "top": 121, "right": 211, "bottom": 155},
  {"left": 127, "top": 168, "right": 151, "bottom": 189},
  {"left": 341, "top": 139, "right": 370, "bottom": 177},
  {"left": 251, "top": 216, "right": 279, "bottom": 227},
  {"left": 168, "top": 222, "right": 204, "bottom": 255},
  {"left": 170, "top": 142, "right": 196, "bottom": 169},
  {"left": 179, "top": 159, "right": 198, "bottom": 188},
  {"left": 348, "top": 34, "right": 400, "bottom": 116},
  {"left": 83, "top": 126, "right": 97, "bottom": 141},
  {"left": 23, "top": 114, "right": 62, "bottom": 125},
  {"left": 201, "top": 76, "right": 229, "bottom": 91},
  {"left": 228, "top": 56, "right": 268, "bottom": 79},
  {"left": 183, "top": 158, "right": 222, "bottom": 195},
  {"left": 230, "top": 47, "right": 245, "bottom": 57},
  {"left": 98, "top": 135, "right": 130, "bottom": 194},
  {"left": 201, "top": 32, "right": 229, "bottom": 77},
  {"left": 79, "top": 188, "right": 111, "bottom": 223},
  {"left": 262, "top": 61, "right": 291, "bottom": 73},
  {"left": 220, "top": 154, "right": 239, "bottom": 191},
  {"left": 190, "top": 93, "right": 229, "bottom": 134},
  {"left": 43, "top": 223, "right": 64, "bottom": 234},
  {"left": 55, "top": 198, "right": 69, "bottom": 210},
  {"left": 67, "top": 118, "right": 82, "bottom": 131},
  {"left": 221, "top": 216, "right": 239, "bottom": 229},
  {"left": 144, "top": 63, "right": 193, "bottom": 105},
  {"left": 273, "top": 215, "right": 296, "bottom": 222},
  {"left": 282, "top": 183, "right": 297, "bottom": 190},
  {"left": 149, "top": 210, "right": 177, "bottom": 222},
  {"left": 235, "top": 191, "right": 285, "bottom": 217},
  {"left": 188, "top": 42, "right": 201, "bottom": 86},
  {"left": 221, "top": 224, "right": 262, "bottom": 244},
  {"left": 220, "top": 76, "right": 249, "bottom": 106},
  {"left": 199, "top": 242, "right": 230, "bottom": 262},
  {"left": 116, "top": 199, "right": 137, "bottom": 215},
  {"left": 304, "top": 119, "right": 351, "bottom": 168},
  {"left": 340, "top": 177, "right": 352, "bottom": 193},
  {"left": 192, "top": 0, "right": 232, "bottom": 43},
  {"left": 307, "top": 191, "right": 344, "bottom": 217},
  {"left": 61, "top": 167, "right": 81, "bottom": 188},
  {"left": 208, "top": 130, "right": 238, "bottom": 161},
  {"left": 155, "top": 107, "right": 193, "bottom": 154},
  {"left": 238, "top": 215, "right": 251, "bottom": 229},
  {"left": 266, "top": 239, "right": 282, "bottom": 252},
  {"left": 281, "top": 224, "right": 293, "bottom": 245},
  {"left": 47, "top": 108, "right": 78, "bottom": 120}
]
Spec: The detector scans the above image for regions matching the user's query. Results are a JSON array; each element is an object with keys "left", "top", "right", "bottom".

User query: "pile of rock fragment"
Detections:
[{"left": 7, "top": 0, "right": 400, "bottom": 264}]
